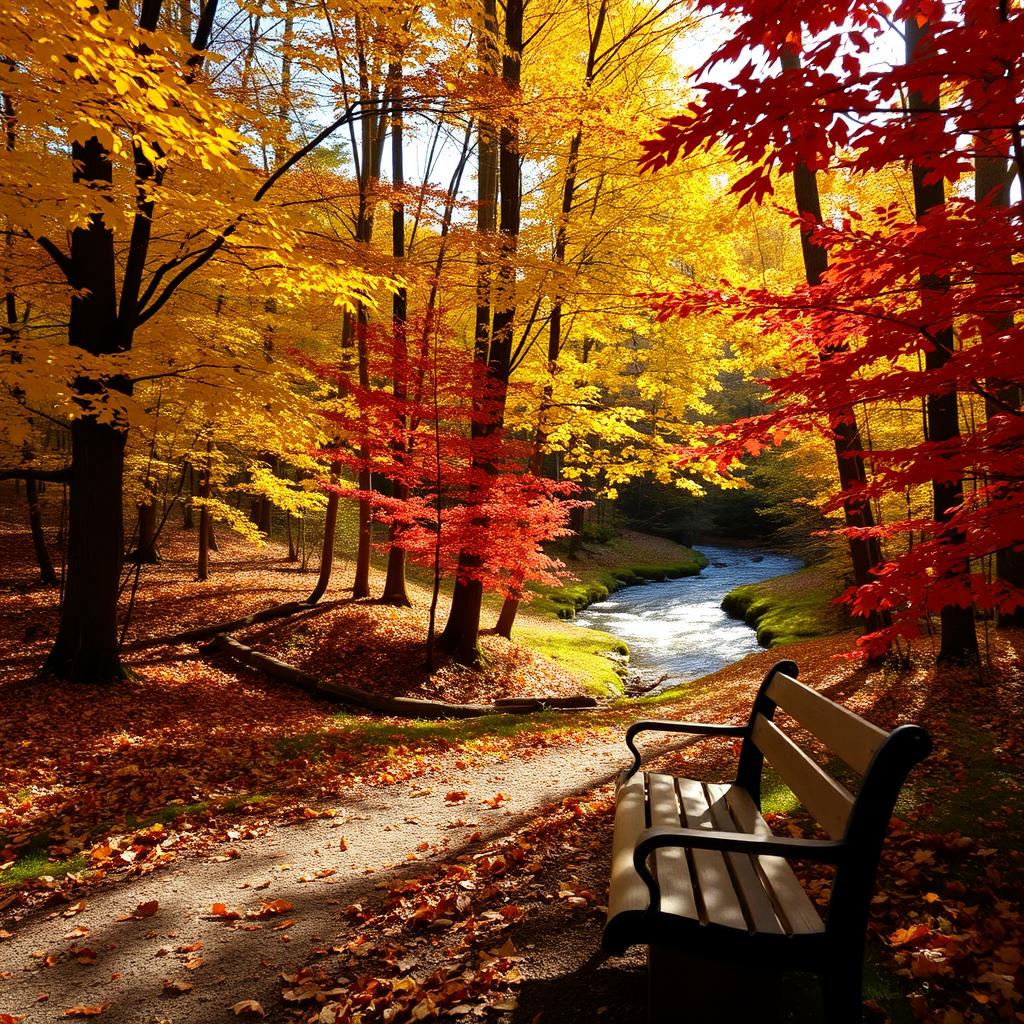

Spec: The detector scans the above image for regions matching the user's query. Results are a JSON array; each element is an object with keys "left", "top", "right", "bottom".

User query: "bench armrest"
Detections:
[
  {"left": 624, "top": 720, "right": 747, "bottom": 780},
  {"left": 633, "top": 826, "right": 846, "bottom": 911}
]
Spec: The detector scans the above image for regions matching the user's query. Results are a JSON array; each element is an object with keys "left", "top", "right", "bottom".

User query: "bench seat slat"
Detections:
[
  {"left": 607, "top": 770, "right": 654, "bottom": 921},
  {"left": 704, "top": 782, "right": 786, "bottom": 935},
  {"left": 647, "top": 773, "right": 698, "bottom": 920},
  {"left": 722, "top": 786, "right": 824, "bottom": 935},
  {"left": 752, "top": 715, "right": 855, "bottom": 840},
  {"left": 766, "top": 672, "right": 888, "bottom": 775},
  {"left": 675, "top": 777, "right": 747, "bottom": 930}
]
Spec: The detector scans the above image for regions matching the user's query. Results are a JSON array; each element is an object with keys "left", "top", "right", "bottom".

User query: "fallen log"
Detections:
[
  {"left": 126, "top": 599, "right": 341, "bottom": 651},
  {"left": 208, "top": 634, "right": 599, "bottom": 720}
]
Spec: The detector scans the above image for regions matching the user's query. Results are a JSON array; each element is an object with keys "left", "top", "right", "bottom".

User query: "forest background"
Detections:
[{"left": 0, "top": 0, "right": 1022, "bottom": 680}]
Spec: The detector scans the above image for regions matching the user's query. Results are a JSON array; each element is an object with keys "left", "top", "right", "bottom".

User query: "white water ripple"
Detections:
[{"left": 574, "top": 545, "right": 802, "bottom": 693}]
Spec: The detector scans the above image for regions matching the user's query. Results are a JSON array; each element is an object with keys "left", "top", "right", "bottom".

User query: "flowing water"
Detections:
[{"left": 574, "top": 544, "right": 802, "bottom": 693}]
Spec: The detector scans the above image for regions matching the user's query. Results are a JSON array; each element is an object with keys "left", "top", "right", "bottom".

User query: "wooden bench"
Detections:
[{"left": 603, "top": 659, "right": 932, "bottom": 1024}]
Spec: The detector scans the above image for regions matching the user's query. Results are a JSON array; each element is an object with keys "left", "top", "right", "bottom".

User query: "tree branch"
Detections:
[{"left": 135, "top": 99, "right": 366, "bottom": 328}]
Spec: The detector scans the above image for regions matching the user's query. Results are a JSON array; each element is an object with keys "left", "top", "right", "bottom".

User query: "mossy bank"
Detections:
[
  {"left": 530, "top": 530, "right": 708, "bottom": 620},
  {"left": 506, "top": 531, "right": 707, "bottom": 698},
  {"left": 721, "top": 564, "right": 847, "bottom": 648}
]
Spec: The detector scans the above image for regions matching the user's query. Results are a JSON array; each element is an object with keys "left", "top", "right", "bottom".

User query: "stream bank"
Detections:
[{"left": 574, "top": 545, "right": 803, "bottom": 694}]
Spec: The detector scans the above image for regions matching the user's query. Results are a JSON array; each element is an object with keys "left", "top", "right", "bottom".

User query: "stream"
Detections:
[{"left": 574, "top": 544, "right": 802, "bottom": 694}]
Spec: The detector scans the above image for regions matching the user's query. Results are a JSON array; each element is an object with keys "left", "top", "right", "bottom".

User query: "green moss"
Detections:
[
  {"left": 512, "top": 623, "right": 628, "bottom": 697},
  {"left": 721, "top": 565, "right": 846, "bottom": 648},
  {"left": 531, "top": 546, "right": 708, "bottom": 620}
]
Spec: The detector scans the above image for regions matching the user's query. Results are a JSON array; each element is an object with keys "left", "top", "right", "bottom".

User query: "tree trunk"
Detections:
[
  {"left": 440, "top": 0, "right": 504, "bottom": 664},
  {"left": 353, "top": 304, "right": 373, "bottom": 600},
  {"left": 44, "top": 133, "right": 127, "bottom": 683},
  {"left": 46, "top": 419, "right": 127, "bottom": 680},
  {"left": 131, "top": 491, "right": 161, "bottom": 563},
  {"left": 197, "top": 440, "right": 213, "bottom": 581},
  {"left": 906, "top": 18, "right": 978, "bottom": 664},
  {"left": 183, "top": 462, "right": 196, "bottom": 529},
  {"left": 287, "top": 513, "right": 298, "bottom": 561},
  {"left": 382, "top": 58, "right": 412, "bottom": 608},
  {"left": 309, "top": 312, "right": 353, "bottom": 604},
  {"left": 26, "top": 476, "right": 58, "bottom": 586},
  {"left": 349, "top": 19, "right": 389, "bottom": 603},
  {"left": 781, "top": 46, "right": 889, "bottom": 640},
  {"left": 495, "top": 3, "right": 606, "bottom": 638},
  {"left": 975, "top": 140, "right": 1024, "bottom": 626}
]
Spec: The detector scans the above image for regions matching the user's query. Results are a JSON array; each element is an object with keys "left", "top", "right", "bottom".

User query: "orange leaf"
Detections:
[
  {"left": 210, "top": 903, "right": 242, "bottom": 920},
  {"left": 251, "top": 899, "right": 294, "bottom": 918},
  {"left": 63, "top": 1005, "right": 109, "bottom": 1018},
  {"left": 117, "top": 901, "right": 158, "bottom": 922},
  {"left": 889, "top": 923, "right": 930, "bottom": 948}
]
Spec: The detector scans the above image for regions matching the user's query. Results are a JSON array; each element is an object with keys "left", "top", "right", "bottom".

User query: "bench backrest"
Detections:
[{"left": 736, "top": 660, "right": 931, "bottom": 935}]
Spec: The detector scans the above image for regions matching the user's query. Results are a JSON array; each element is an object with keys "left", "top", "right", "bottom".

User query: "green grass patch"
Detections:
[
  {"left": 512, "top": 622, "right": 628, "bottom": 697},
  {"left": 721, "top": 565, "right": 846, "bottom": 648},
  {"left": 0, "top": 831, "right": 89, "bottom": 889}
]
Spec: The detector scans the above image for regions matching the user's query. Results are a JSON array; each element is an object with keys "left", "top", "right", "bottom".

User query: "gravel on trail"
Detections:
[{"left": 0, "top": 726, "right": 705, "bottom": 1024}]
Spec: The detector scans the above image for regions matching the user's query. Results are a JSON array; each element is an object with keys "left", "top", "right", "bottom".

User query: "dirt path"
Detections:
[{"left": 0, "top": 723, "right": 708, "bottom": 1024}]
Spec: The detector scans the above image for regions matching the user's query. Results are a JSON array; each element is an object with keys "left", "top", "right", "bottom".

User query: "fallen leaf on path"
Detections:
[
  {"left": 209, "top": 903, "right": 242, "bottom": 920},
  {"left": 117, "top": 901, "right": 159, "bottom": 921},
  {"left": 63, "top": 1004, "right": 109, "bottom": 1017},
  {"left": 162, "top": 979, "right": 193, "bottom": 994},
  {"left": 250, "top": 899, "right": 294, "bottom": 918},
  {"left": 232, "top": 1000, "right": 265, "bottom": 1017},
  {"left": 62, "top": 902, "right": 87, "bottom": 918},
  {"left": 184, "top": 956, "right": 205, "bottom": 970},
  {"left": 0, "top": 1015, "right": 26, "bottom": 1023},
  {"left": 445, "top": 791, "right": 468, "bottom": 804}
]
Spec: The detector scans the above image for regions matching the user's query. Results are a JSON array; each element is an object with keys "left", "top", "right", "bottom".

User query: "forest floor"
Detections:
[{"left": 2, "top": 491, "right": 1023, "bottom": 1024}]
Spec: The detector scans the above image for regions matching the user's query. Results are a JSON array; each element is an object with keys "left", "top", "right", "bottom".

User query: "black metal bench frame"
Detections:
[{"left": 603, "top": 659, "right": 932, "bottom": 1023}]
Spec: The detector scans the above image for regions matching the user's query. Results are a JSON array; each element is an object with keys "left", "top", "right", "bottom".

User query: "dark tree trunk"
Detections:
[
  {"left": 440, "top": 0, "right": 507, "bottom": 665},
  {"left": 130, "top": 492, "right": 161, "bottom": 563},
  {"left": 495, "top": 2, "right": 606, "bottom": 638},
  {"left": 309, "top": 312, "right": 352, "bottom": 604},
  {"left": 382, "top": 59, "right": 411, "bottom": 608},
  {"left": 26, "top": 476, "right": 58, "bottom": 587},
  {"left": 975, "top": 141, "right": 1024, "bottom": 626},
  {"left": 44, "top": 134, "right": 127, "bottom": 683},
  {"left": 781, "top": 46, "right": 889, "bottom": 640},
  {"left": 906, "top": 18, "right": 978, "bottom": 664},
  {"left": 183, "top": 463, "right": 196, "bottom": 529},
  {"left": 309, "top": 463, "right": 340, "bottom": 603},
  {"left": 46, "top": 419, "right": 127, "bottom": 680},
  {"left": 287, "top": 513, "right": 298, "bottom": 561},
  {"left": 197, "top": 441, "right": 213, "bottom": 581},
  {"left": 353, "top": 304, "right": 373, "bottom": 600},
  {"left": 350, "top": 25, "right": 389, "bottom": 603}
]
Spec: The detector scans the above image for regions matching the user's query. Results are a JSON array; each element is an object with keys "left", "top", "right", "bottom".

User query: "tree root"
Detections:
[
  {"left": 206, "top": 634, "right": 599, "bottom": 720},
  {"left": 125, "top": 599, "right": 342, "bottom": 651}
]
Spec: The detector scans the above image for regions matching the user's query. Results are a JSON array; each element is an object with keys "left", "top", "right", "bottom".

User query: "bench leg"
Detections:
[
  {"left": 822, "top": 964, "right": 863, "bottom": 1024},
  {"left": 647, "top": 946, "right": 781, "bottom": 1024}
]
